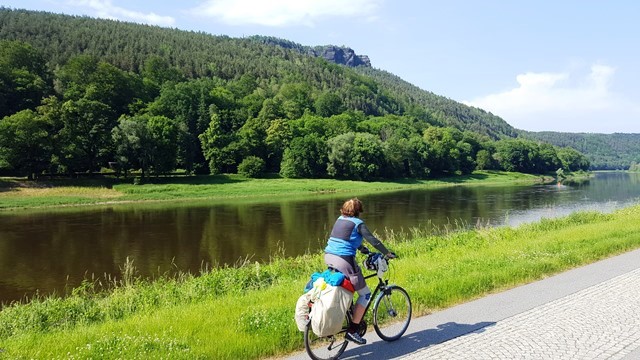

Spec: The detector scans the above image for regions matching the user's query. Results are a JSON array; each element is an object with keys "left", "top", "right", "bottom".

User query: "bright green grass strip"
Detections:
[
  {"left": 2, "top": 204, "right": 635, "bottom": 359},
  {"left": 0, "top": 171, "right": 550, "bottom": 211},
  {"left": 0, "top": 196, "right": 100, "bottom": 209},
  {"left": 112, "top": 172, "right": 549, "bottom": 201}
]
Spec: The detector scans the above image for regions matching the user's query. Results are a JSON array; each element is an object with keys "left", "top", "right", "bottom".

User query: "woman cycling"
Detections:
[{"left": 324, "top": 198, "right": 395, "bottom": 345}]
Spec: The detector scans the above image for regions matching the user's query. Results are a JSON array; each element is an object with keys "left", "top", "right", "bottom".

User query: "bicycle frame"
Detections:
[
  {"left": 343, "top": 269, "right": 390, "bottom": 333},
  {"left": 362, "top": 272, "right": 388, "bottom": 315}
]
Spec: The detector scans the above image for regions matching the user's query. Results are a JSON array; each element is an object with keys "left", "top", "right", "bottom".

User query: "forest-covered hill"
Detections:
[
  {"left": 0, "top": 8, "right": 516, "bottom": 139},
  {"left": 248, "top": 35, "right": 519, "bottom": 140},
  {"left": 521, "top": 131, "right": 640, "bottom": 170},
  {"left": 255, "top": 35, "right": 630, "bottom": 171},
  {"left": 0, "top": 8, "right": 591, "bottom": 179}
]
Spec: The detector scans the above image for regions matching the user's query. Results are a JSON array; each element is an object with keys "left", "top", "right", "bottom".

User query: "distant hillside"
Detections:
[
  {"left": 521, "top": 131, "right": 640, "bottom": 170},
  {"left": 355, "top": 67, "right": 519, "bottom": 140},
  {"left": 0, "top": 7, "right": 517, "bottom": 140},
  {"left": 249, "top": 36, "right": 371, "bottom": 68},
  {"left": 0, "top": 8, "right": 591, "bottom": 179},
  {"left": 250, "top": 36, "right": 518, "bottom": 140}
]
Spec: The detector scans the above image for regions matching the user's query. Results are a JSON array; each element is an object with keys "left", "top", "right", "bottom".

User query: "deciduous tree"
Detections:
[{"left": 0, "top": 109, "right": 52, "bottom": 179}]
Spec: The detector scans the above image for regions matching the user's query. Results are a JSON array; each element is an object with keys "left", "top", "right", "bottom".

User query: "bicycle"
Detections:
[{"left": 303, "top": 253, "right": 412, "bottom": 360}]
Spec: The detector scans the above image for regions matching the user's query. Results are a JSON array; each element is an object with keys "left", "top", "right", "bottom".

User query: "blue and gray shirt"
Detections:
[{"left": 325, "top": 216, "right": 389, "bottom": 257}]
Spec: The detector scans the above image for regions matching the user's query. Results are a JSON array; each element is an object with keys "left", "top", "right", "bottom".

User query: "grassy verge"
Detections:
[
  {"left": 0, "top": 170, "right": 552, "bottom": 211},
  {"left": 1, "top": 203, "right": 638, "bottom": 359}
]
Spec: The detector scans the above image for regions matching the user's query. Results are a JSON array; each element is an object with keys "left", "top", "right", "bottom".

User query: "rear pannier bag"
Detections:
[
  {"left": 295, "top": 291, "right": 313, "bottom": 331},
  {"left": 295, "top": 270, "right": 354, "bottom": 334},
  {"left": 309, "top": 284, "right": 352, "bottom": 337}
]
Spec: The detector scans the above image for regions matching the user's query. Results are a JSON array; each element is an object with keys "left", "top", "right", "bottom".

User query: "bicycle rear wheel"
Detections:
[
  {"left": 372, "top": 285, "right": 412, "bottom": 341},
  {"left": 304, "top": 322, "right": 348, "bottom": 360}
]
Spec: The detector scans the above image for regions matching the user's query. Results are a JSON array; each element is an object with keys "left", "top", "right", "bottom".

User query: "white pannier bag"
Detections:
[
  {"left": 309, "top": 284, "right": 352, "bottom": 337},
  {"left": 295, "top": 291, "right": 313, "bottom": 331}
]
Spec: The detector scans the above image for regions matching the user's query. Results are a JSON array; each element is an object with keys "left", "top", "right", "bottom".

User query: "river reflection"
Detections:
[{"left": 1, "top": 172, "right": 639, "bottom": 304}]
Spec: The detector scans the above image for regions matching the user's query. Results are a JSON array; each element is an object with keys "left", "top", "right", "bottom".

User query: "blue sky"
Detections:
[{"left": 3, "top": 0, "right": 640, "bottom": 134}]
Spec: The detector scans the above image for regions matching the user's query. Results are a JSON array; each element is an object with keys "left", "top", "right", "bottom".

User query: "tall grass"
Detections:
[{"left": 2, "top": 204, "right": 637, "bottom": 359}]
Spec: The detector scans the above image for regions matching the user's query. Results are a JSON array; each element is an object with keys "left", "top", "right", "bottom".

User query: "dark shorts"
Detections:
[{"left": 324, "top": 253, "right": 366, "bottom": 291}]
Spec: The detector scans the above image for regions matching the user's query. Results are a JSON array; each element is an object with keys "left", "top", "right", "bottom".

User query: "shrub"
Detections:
[{"left": 237, "top": 156, "right": 266, "bottom": 178}]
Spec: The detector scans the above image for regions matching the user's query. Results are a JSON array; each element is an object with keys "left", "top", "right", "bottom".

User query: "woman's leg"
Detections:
[
  {"left": 352, "top": 285, "right": 371, "bottom": 323},
  {"left": 353, "top": 303, "right": 366, "bottom": 323},
  {"left": 324, "top": 253, "right": 368, "bottom": 344}
]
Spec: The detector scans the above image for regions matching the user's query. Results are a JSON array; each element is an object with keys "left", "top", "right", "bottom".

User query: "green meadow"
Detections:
[
  {"left": 0, "top": 170, "right": 550, "bottom": 211},
  {"left": 1, "top": 201, "right": 639, "bottom": 359}
]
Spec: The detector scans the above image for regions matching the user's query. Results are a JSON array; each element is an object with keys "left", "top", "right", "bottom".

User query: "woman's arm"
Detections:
[{"left": 358, "top": 223, "right": 390, "bottom": 255}]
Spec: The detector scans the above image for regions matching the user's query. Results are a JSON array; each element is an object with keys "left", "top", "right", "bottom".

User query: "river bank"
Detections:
[
  {"left": 1, "top": 201, "right": 638, "bottom": 359},
  {"left": 0, "top": 170, "right": 555, "bottom": 211}
]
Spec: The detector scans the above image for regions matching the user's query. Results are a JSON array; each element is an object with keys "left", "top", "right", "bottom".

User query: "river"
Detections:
[{"left": 1, "top": 172, "right": 639, "bottom": 304}]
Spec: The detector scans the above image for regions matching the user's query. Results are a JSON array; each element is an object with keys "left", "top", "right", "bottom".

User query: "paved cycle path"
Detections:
[{"left": 285, "top": 248, "right": 640, "bottom": 359}]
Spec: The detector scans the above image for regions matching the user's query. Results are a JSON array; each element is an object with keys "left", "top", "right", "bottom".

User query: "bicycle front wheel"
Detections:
[
  {"left": 304, "top": 322, "right": 348, "bottom": 360},
  {"left": 372, "top": 285, "right": 412, "bottom": 341}
]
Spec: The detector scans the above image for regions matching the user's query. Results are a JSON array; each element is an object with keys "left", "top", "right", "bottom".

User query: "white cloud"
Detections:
[
  {"left": 464, "top": 64, "right": 640, "bottom": 134},
  {"left": 66, "top": 0, "right": 175, "bottom": 26},
  {"left": 189, "top": 0, "right": 382, "bottom": 27}
]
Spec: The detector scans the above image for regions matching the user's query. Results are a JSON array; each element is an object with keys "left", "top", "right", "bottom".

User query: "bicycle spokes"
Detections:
[
  {"left": 304, "top": 324, "right": 348, "bottom": 360},
  {"left": 381, "top": 293, "right": 398, "bottom": 316},
  {"left": 372, "top": 285, "right": 412, "bottom": 342}
]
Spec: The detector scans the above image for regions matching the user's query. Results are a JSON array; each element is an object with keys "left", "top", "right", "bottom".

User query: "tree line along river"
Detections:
[{"left": 0, "top": 171, "right": 639, "bottom": 304}]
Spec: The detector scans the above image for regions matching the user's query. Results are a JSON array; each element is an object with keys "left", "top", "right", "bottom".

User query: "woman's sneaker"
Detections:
[{"left": 345, "top": 331, "right": 366, "bottom": 345}]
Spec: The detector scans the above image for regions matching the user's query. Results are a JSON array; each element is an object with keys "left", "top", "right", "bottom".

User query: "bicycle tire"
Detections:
[
  {"left": 372, "top": 285, "right": 412, "bottom": 341},
  {"left": 303, "top": 322, "right": 348, "bottom": 360}
]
